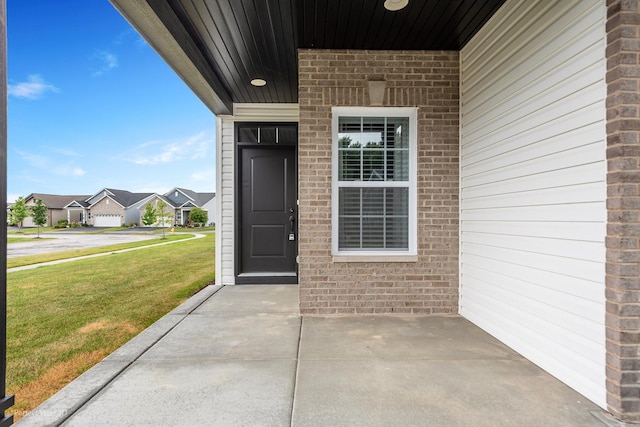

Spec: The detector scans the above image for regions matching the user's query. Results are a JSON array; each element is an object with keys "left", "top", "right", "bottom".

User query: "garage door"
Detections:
[
  {"left": 93, "top": 215, "right": 121, "bottom": 227},
  {"left": 460, "top": 0, "right": 606, "bottom": 408}
]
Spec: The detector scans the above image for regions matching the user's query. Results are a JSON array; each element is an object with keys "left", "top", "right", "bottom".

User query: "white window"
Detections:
[{"left": 332, "top": 107, "right": 417, "bottom": 258}]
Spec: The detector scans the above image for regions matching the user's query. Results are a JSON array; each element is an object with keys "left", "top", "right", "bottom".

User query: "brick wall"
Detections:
[
  {"left": 298, "top": 50, "right": 459, "bottom": 315},
  {"left": 605, "top": 0, "right": 640, "bottom": 422}
]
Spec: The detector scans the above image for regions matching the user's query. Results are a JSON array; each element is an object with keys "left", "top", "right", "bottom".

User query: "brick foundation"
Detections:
[
  {"left": 605, "top": 0, "right": 640, "bottom": 422},
  {"left": 298, "top": 50, "right": 459, "bottom": 315}
]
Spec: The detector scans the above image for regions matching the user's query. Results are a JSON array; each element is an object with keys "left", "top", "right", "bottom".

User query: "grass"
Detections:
[
  {"left": 8, "top": 227, "right": 58, "bottom": 235},
  {"left": 6, "top": 232, "right": 215, "bottom": 420},
  {"left": 7, "top": 237, "right": 53, "bottom": 244},
  {"left": 7, "top": 233, "right": 194, "bottom": 269}
]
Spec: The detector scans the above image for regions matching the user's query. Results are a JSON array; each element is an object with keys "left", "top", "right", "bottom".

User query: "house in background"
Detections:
[
  {"left": 77, "top": 188, "right": 154, "bottom": 227},
  {"left": 63, "top": 198, "right": 91, "bottom": 225},
  {"left": 163, "top": 187, "right": 216, "bottom": 225},
  {"left": 130, "top": 193, "right": 176, "bottom": 227},
  {"left": 23, "top": 193, "right": 91, "bottom": 227},
  {"left": 61, "top": 188, "right": 216, "bottom": 227},
  {"left": 108, "top": 0, "right": 639, "bottom": 423}
]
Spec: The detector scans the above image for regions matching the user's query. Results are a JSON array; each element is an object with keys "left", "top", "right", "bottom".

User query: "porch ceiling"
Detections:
[{"left": 110, "top": 0, "right": 506, "bottom": 115}]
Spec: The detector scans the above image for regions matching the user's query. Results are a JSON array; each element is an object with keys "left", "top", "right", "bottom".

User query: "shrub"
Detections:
[
  {"left": 189, "top": 207, "right": 208, "bottom": 227},
  {"left": 54, "top": 219, "right": 69, "bottom": 229}
]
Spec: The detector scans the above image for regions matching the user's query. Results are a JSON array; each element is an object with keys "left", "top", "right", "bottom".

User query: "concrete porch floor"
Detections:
[{"left": 18, "top": 285, "right": 618, "bottom": 426}]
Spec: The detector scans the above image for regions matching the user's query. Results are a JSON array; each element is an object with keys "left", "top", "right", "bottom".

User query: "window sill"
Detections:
[{"left": 332, "top": 255, "right": 418, "bottom": 263}]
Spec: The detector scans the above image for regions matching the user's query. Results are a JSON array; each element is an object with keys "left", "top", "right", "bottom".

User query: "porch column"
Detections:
[
  {"left": 605, "top": 0, "right": 640, "bottom": 422},
  {"left": 0, "top": 0, "right": 13, "bottom": 424}
]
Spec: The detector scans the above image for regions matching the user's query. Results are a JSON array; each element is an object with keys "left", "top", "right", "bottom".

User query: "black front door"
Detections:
[{"left": 238, "top": 145, "right": 297, "bottom": 282}]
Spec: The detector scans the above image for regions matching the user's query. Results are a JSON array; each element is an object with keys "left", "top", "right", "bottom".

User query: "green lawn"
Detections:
[{"left": 7, "top": 232, "right": 215, "bottom": 419}]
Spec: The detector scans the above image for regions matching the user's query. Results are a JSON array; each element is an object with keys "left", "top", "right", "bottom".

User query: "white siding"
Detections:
[
  {"left": 216, "top": 117, "right": 235, "bottom": 285},
  {"left": 216, "top": 104, "right": 299, "bottom": 285},
  {"left": 460, "top": 0, "right": 606, "bottom": 408}
]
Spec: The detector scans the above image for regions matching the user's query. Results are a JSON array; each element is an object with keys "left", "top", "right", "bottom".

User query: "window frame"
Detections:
[{"left": 331, "top": 106, "right": 418, "bottom": 259}]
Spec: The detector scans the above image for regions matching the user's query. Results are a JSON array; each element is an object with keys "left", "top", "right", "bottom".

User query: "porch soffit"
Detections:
[{"left": 110, "top": 0, "right": 506, "bottom": 115}]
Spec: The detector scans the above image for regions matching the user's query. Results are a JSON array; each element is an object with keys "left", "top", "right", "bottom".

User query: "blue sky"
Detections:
[{"left": 7, "top": 0, "right": 216, "bottom": 202}]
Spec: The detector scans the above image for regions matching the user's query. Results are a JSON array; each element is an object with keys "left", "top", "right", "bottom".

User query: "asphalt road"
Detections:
[{"left": 7, "top": 231, "right": 158, "bottom": 258}]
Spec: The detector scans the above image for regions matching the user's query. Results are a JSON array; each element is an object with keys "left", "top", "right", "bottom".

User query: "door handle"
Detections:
[{"left": 288, "top": 215, "right": 296, "bottom": 241}]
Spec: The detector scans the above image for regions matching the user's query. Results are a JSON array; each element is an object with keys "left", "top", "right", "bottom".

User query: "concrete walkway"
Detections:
[{"left": 18, "top": 285, "right": 617, "bottom": 426}]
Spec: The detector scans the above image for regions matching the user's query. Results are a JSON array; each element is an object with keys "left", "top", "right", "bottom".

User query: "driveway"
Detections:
[{"left": 7, "top": 231, "right": 157, "bottom": 258}]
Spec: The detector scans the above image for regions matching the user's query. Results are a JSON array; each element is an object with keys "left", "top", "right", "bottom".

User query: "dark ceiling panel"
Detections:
[
  {"left": 248, "top": 0, "right": 298, "bottom": 102},
  {"left": 414, "top": 1, "right": 467, "bottom": 49},
  {"left": 152, "top": 0, "right": 506, "bottom": 110},
  {"left": 298, "top": 0, "right": 507, "bottom": 50},
  {"left": 316, "top": 1, "right": 506, "bottom": 57},
  {"left": 180, "top": 1, "right": 249, "bottom": 102}
]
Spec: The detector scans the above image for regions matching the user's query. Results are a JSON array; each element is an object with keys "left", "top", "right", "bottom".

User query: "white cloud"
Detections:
[
  {"left": 114, "top": 28, "right": 148, "bottom": 49},
  {"left": 132, "top": 143, "right": 180, "bottom": 165},
  {"left": 190, "top": 138, "right": 209, "bottom": 160},
  {"left": 8, "top": 75, "right": 59, "bottom": 100},
  {"left": 15, "top": 149, "right": 49, "bottom": 168},
  {"left": 14, "top": 148, "right": 85, "bottom": 177},
  {"left": 113, "top": 29, "right": 134, "bottom": 46},
  {"left": 137, "top": 140, "right": 161, "bottom": 149},
  {"left": 71, "top": 168, "right": 86, "bottom": 176},
  {"left": 127, "top": 132, "right": 212, "bottom": 166},
  {"left": 7, "top": 194, "right": 22, "bottom": 203},
  {"left": 52, "top": 147, "right": 81, "bottom": 157},
  {"left": 191, "top": 169, "right": 214, "bottom": 182},
  {"left": 91, "top": 50, "right": 119, "bottom": 77}
]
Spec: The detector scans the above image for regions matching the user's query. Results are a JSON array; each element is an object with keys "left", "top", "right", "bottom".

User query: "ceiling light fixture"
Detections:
[
  {"left": 384, "top": 0, "right": 408, "bottom": 11},
  {"left": 250, "top": 78, "right": 267, "bottom": 87}
]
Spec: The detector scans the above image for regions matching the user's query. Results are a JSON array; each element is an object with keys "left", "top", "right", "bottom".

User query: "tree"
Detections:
[
  {"left": 189, "top": 207, "right": 208, "bottom": 227},
  {"left": 9, "top": 196, "right": 28, "bottom": 231},
  {"left": 29, "top": 198, "right": 48, "bottom": 238},
  {"left": 141, "top": 203, "right": 157, "bottom": 226},
  {"left": 156, "top": 199, "right": 173, "bottom": 239}
]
